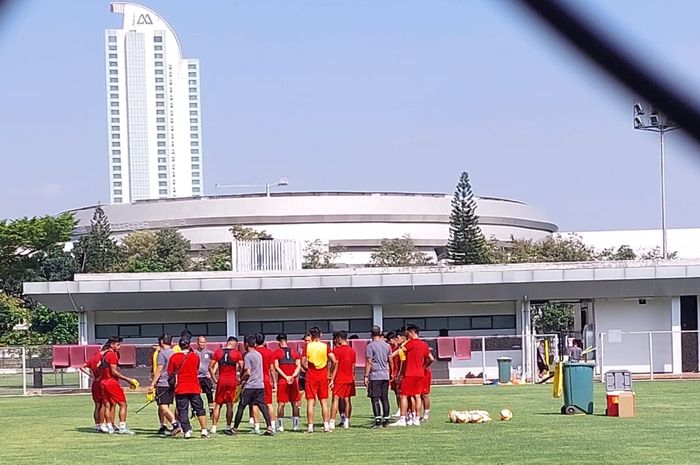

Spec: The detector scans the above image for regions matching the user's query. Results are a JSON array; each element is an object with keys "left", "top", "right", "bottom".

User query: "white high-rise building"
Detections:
[{"left": 105, "top": 3, "right": 203, "bottom": 204}]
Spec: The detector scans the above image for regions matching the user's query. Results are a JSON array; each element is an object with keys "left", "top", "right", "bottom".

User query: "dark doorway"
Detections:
[{"left": 681, "top": 296, "right": 698, "bottom": 372}]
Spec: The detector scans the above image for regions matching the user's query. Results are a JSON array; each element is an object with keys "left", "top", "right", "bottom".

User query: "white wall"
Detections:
[{"left": 595, "top": 297, "right": 672, "bottom": 373}]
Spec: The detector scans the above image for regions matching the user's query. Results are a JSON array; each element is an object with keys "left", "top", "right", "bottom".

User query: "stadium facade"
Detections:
[
  {"left": 105, "top": 3, "right": 203, "bottom": 204},
  {"left": 67, "top": 191, "right": 558, "bottom": 266}
]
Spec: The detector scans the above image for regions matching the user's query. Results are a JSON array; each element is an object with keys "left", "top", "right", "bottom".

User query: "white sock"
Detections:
[
  {"left": 271, "top": 422, "right": 276, "bottom": 432},
  {"left": 95, "top": 423, "right": 101, "bottom": 430},
  {"left": 119, "top": 422, "right": 126, "bottom": 430},
  {"left": 424, "top": 409, "right": 430, "bottom": 417},
  {"left": 254, "top": 423, "right": 260, "bottom": 432},
  {"left": 292, "top": 417, "right": 299, "bottom": 428},
  {"left": 308, "top": 424, "right": 314, "bottom": 432},
  {"left": 226, "top": 424, "right": 231, "bottom": 429},
  {"left": 329, "top": 419, "right": 335, "bottom": 428},
  {"left": 344, "top": 418, "right": 350, "bottom": 428},
  {"left": 324, "top": 421, "right": 330, "bottom": 430},
  {"left": 211, "top": 425, "right": 217, "bottom": 433}
]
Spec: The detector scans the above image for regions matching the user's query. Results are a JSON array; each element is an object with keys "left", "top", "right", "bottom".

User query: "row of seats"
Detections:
[{"left": 52, "top": 337, "right": 473, "bottom": 369}]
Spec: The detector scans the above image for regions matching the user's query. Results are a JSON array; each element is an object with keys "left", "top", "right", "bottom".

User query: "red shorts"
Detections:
[
  {"left": 399, "top": 376, "right": 423, "bottom": 397},
  {"left": 305, "top": 376, "right": 329, "bottom": 400},
  {"left": 215, "top": 381, "right": 238, "bottom": 405},
  {"left": 91, "top": 380, "right": 103, "bottom": 403},
  {"left": 333, "top": 382, "right": 355, "bottom": 398},
  {"left": 277, "top": 380, "right": 300, "bottom": 403},
  {"left": 422, "top": 370, "right": 432, "bottom": 395},
  {"left": 264, "top": 379, "right": 273, "bottom": 405},
  {"left": 101, "top": 379, "right": 126, "bottom": 404}
]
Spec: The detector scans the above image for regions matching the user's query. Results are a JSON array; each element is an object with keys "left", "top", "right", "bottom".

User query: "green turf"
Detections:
[{"left": 2, "top": 381, "right": 700, "bottom": 465}]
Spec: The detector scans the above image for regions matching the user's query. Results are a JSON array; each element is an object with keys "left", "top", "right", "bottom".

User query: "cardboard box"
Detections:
[{"left": 618, "top": 392, "right": 636, "bottom": 417}]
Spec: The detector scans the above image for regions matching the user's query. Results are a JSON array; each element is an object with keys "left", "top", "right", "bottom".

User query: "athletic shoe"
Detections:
[
  {"left": 410, "top": 418, "right": 421, "bottom": 427},
  {"left": 343, "top": 419, "right": 350, "bottom": 429},
  {"left": 201, "top": 430, "right": 209, "bottom": 439},
  {"left": 278, "top": 425, "right": 284, "bottom": 432},
  {"left": 392, "top": 410, "right": 401, "bottom": 418},
  {"left": 292, "top": 425, "right": 300, "bottom": 432},
  {"left": 184, "top": 430, "right": 193, "bottom": 439},
  {"left": 224, "top": 428, "right": 234, "bottom": 436},
  {"left": 117, "top": 427, "right": 135, "bottom": 435},
  {"left": 210, "top": 425, "right": 217, "bottom": 434},
  {"left": 171, "top": 426, "right": 183, "bottom": 437},
  {"left": 107, "top": 428, "right": 115, "bottom": 435},
  {"left": 248, "top": 417, "right": 255, "bottom": 425},
  {"left": 388, "top": 418, "right": 407, "bottom": 427},
  {"left": 100, "top": 425, "right": 110, "bottom": 433},
  {"left": 324, "top": 427, "right": 331, "bottom": 433},
  {"left": 263, "top": 429, "right": 275, "bottom": 436},
  {"left": 157, "top": 426, "right": 169, "bottom": 436},
  {"left": 248, "top": 429, "right": 261, "bottom": 435}
]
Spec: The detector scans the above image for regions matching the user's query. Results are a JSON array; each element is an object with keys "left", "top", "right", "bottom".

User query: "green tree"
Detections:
[
  {"left": 119, "top": 229, "right": 192, "bottom": 272},
  {"left": 230, "top": 225, "right": 272, "bottom": 241},
  {"left": 447, "top": 171, "right": 488, "bottom": 265},
  {"left": 155, "top": 229, "right": 191, "bottom": 271},
  {"left": 0, "top": 214, "right": 75, "bottom": 296},
  {"left": 639, "top": 247, "right": 679, "bottom": 260},
  {"left": 598, "top": 245, "right": 637, "bottom": 261},
  {"left": 486, "top": 235, "right": 596, "bottom": 264},
  {"left": 370, "top": 235, "right": 432, "bottom": 267},
  {"left": 302, "top": 239, "right": 339, "bottom": 269},
  {"left": 532, "top": 302, "right": 574, "bottom": 334},
  {"left": 72, "top": 206, "right": 122, "bottom": 273},
  {"left": 199, "top": 244, "right": 232, "bottom": 271},
  {"left": 0, "top": 293, "right": 77, "bottom": 345}
]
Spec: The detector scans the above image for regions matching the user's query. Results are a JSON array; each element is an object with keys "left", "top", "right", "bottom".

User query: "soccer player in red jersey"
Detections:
[
  {"left": 330, "top": 331, "right": 356, "bottom": 430},
  {"left": 421, "top": 346, "right": 435, "bottom": 421},
  {"left": 209, "top": 336, "right": 243, "bottom": 435},
  {"left": 99, "top": 337, "right": 138, "bottom": 434},
  {"left": 79, "top": 341, "right": 110, "bottom": 433},
  {"left": 273, "top": 333, "right": 301, "bottom": 431},
  {"left": 386, "top": 330, "right": 405, "bottom": 416},
  {"left": 302, "top": 326, "right": 337, "bottom": 433},
  {"left": 254, "top": 333, "right": 277, "bottom": 433},
  {"left": 389, "top": 324, "right": 429, "bottom": 427},
  {"left": 168, "top": 336, "right": 209, "bottom": 439}
]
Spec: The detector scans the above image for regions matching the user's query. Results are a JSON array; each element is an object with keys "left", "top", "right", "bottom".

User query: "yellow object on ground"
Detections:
[
  {"left": 129, "top": 379, "right": 140, "bottom": 390},
  {"left": 552, "top": 362, "right": 563, "bottom": 398},
  {"left": 146, "top": 391, "right": 155, "bottom": 402}
]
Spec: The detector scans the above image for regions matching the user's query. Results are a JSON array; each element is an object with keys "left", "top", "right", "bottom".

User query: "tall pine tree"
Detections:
[
  {"left": 72, "top": 206, "right": 122, "bottom": 273},
  {"left": 447, "top": 171, "right": 488, "bottom": 265}
]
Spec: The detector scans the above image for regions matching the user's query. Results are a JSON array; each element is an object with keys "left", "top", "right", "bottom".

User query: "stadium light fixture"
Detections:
[
  {"left": 215, "top": 177, "right": 290, "bottom": 197},
  {"left": 633, "top": 102, "right": 679, "bottom": 259}
]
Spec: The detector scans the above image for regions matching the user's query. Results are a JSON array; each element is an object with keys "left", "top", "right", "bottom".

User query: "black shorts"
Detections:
[
  {"left": 199, "top": 377, "right": 214, "bottom": 394},
  {"left": 367, "top": 379, "right": 389, "bottom": 399},
  {"left": 298, "top": 375, "right": 306, "bottom": 392},
  {"left": 240, "top": 388, "right": 266, "bottom": 407},
  {"left": 156, "top": 386, "right": 174, "bottom": 405}
]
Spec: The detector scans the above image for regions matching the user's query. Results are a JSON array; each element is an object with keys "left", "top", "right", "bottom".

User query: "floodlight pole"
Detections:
[{"left": 659, "top": 127, "right": 667, "bottom": 259}]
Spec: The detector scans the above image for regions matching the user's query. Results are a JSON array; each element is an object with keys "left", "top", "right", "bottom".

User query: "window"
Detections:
[
  {"left": 155, "top": 70, "right": 163, "bottom": 75},
  {"left": 159, "top": 181, "right": 167, "bottom": 187},
  {"left": 492, "top": 315, "right": 516, "bottom": 329},
  {"left": 405, "top": 318, "right": 426, "bottom": 330},
  {"left": 141, "top": 324, "right": 163, "bottom": 338},
  {"left": 109, "top": 70, "right": 118, "bottom": 75},
  {"left": 95, "top": 325, "right": 118, "bottom": 339},
  {"left": 262, "top": 321, "right": 284, "bottom": 334},
  {"left": 157, "top": 117, "right": 165, "bottom": 123},
  {"left": 111, "top": 125, "right": 119, "bottom": 131},
  {"left": 192, "top": 172, "right": 200, "bottom": 177},
  {"left": 157, "top": 109, "right": 165, "bottom": 115},
  {"left": 109, "top": 45, "right": 117, "bottom": 51},
  {"left": 192, "top": 180, "right": 200, "bottom": 185},
  {"left": 189, "top": 103, "right": 198, "bottom": 108},
  {"left": 112, "top": 158, "right": 120, "bottom": 163},
  {"left": 330, "top": 320, "right": 349, "bottom": 332},
  {"left": 189, "top": 80, "right": 197, "bottom": 85},
  {"left": 154, "top": 36, "right": 163, "bottom": 43},
  {"left": 109, "top": 61, "right": 118, "bottom": 67},
  {"left": 157, "top": 125, "right": 165, "bottom": 131},
  {"left": 113, "top": 189, "right": 122, "bottom": 195},
  {"left": 425, "top": 317, "right": 449, "bottom": 331},
  {"left": 157, "top": 150, "right": 166, "bottom": 155},
  {"left": 157, "top": 134, "right": 166, "bottom": 139},
  {"left": 113, "top": 182, "right": 121, "bottom": 187},
  {"left": 119, "top": 325, "right": 140, "bottom": 338},
  {"left": 159, "top": 189, "right": 168, "bottom": 194},
  {"left": 190, "top": 126, "right": 199, "bottom": 132},
  {"left": 113, "top": 165, "right": 121, "bottom": 171},
  {"left": 190, "top": 118, "right": 198, "bottom": 124},
  {"left": 190, "top": 141, "right": 199, "bottom": 146},
  {"left": 158, "top": 173, "right": 167, "bottom": 179},
  {"left": 111, "top": 110, "right": 119, "bottom": 115},
  {"left": 306, "top": 321, "right": 329, "bottom": 333},
  {"left": 188, "top": 64, "right": 197, "bottom": 69},
  {"left": 154, "top": 53, "right": 163, "bottom": 59},
  {"left": 114, "top": 197, "right": 122, "bottom": 203},
  {"left": 189, "top": 95, "right": 197, "bottom": 100},
  {"left": 155, "top": 61, "right": 163, "bottom": 67},
  {"left": 191, "top": 156, "right": 199, "bottom": 162},
  {"left": 111, "top": 118, "right": 119, "bottom": 123},
  {"left": 154, "top": 45, "right": 163, "bottom": 51},
  {"left": 191, "top": 164, "right": 199, "bottom": 170},
  {"left": 471, "top": 316, "right": 492, "bottom": 330},
  {"left": 156, "top": 93, "right": 164, "bottom": 99},
  {"left": 110, "top": 93, "right": 119, "bottom": 99},
  {"left": 188, "top": 72, "right": 196, "bottom": 77},
  {"left": 110, "top": 85, "right": 118, "bottom": 91},
  {"left": 156, "top": 102, "right": 164, "bottom": 107},
  {"left": 208, "top": 322, "right": 227, "bottom": 336},
  {"left": 108, "top": 36, "right": 117, "bottom": 43},
  {"left": 112, "top": 150, "right": 121, "bottom": 155},
  {"left": 190, "top": 111, "right": 198, "bottom": 116},
  {"left": 156, "top": 85, "right": 164, "bottom": 91},
  {"left": 111, "top": 141, "right": 120, "bottom": 147},
  {"left": 448, "top": 317, "right": 470, "bottom": 330},
  {"left": 189, "top": 87, "right": 197, "bottom": 93},
  {"left": 110, "top": 102, "right": 119, "bottom": 107},
  {"left": 158, "top": 157, "right": 166, "bottom": 163},
  {"left": 349, "top": 319, "right": 372, "bottom": 333},
  {"left": 157, "top": 141, "right": 166, "bottom": 147},
  {"left": 156, "top": 77, "right": 164, "bottom": 83},
  {"left": 110, "top": 78, "right": 118, "bottom": 83},
  {"left": 113, "top": 173, "right": 121, "bottom": 179},
  {"left": 109, "top": 53, "right": 117, "bottom": 59},
  {"left": 191, "top": 149, "right": 199, "bottom": 154},
  {"left": 191, "top": 134, "right": 198, "bottom": 139}
]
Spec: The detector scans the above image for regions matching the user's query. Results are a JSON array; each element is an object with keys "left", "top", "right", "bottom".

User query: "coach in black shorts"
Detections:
[
  {"left": 148, "top": 334, "right": 176, "bottom": 435},
  {"left": 233, "top": 334, "right": 274, "bottom": 436},
  {"left": 364, "top": 325, "right": 392, "bottom": 428}
]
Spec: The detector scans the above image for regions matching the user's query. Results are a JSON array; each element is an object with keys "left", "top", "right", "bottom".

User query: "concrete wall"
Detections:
[{"left": 595, "top": 297, "right": 672, "bottom": 373}]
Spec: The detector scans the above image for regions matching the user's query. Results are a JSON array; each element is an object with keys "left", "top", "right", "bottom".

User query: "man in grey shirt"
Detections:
[
  {"left": 147, "top": 333, "right": 176, "bottom": 435},
  {"left": 232, "top": 334, "right": 273, "bottom": 435},
  {"left": 364, "top": 326, "right": 393, "bottom": 428},
  {"left": 194, "top": 336, "right": 215, "bottom": 416}
]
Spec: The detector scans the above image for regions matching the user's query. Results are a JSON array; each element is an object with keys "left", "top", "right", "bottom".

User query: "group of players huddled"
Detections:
[{"left": 80, "top": 324, "right": 434, "bottom": 438}]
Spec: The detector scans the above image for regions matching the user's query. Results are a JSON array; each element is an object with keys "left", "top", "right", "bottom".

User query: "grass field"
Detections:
[{"left": 3, "top": 381, "right": 700, "bottom": 465}]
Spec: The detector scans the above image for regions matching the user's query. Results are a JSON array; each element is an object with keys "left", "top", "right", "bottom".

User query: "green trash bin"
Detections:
[
  {"left": 561, "top": 362, "right": 594, "bottom": 415},
  {"left": 497, "top": 357, "right": 512, "bottom": 384}
]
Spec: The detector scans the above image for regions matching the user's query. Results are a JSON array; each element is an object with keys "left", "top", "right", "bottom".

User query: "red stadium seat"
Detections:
[
  {"left": 350, "top": 339, "right": 369, "bottom": 368},
  {"left": 206, "top": 342, "right": 222, "bottom": 352},
  {"left": 237, "top": 342, "right": 245, "bottom": 353},
  {"left": 52, "top": 345, "right": 70, "bottom": 369},
  {"left": 437, "top": 337, "right": 455, "bottom": 359},
  {"left": 84, "top": 344, "right": 101, "bottom": 360},
  {"left": 454, "top": 337, "right": 472, "bottom": 360},
  {"left": 118, "top": 344, "right": 137, "bottom": 367},
  {"left": 68, "top": 345, "right": 87, "bottom": 368},
  {"left": 287, "top": 340, "right": 301, "bottom": 353},
  {"left": 266, "top": 341, "right": 280, "bottom": 352}
]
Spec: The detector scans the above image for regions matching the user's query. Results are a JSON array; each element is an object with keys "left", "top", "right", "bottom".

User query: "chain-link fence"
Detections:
[{"left": 599, "top": 330, "right": 700, "bottom": 380}]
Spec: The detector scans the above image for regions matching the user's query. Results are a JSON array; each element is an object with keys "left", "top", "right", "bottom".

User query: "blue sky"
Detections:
[{"left": 1, "top": 0, "right": 700, "bottom": 231}]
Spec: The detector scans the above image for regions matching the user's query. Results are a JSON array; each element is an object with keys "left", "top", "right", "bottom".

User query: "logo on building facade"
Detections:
[{"left": 136, "top": 13, "right": 153, "bottom": 25}]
